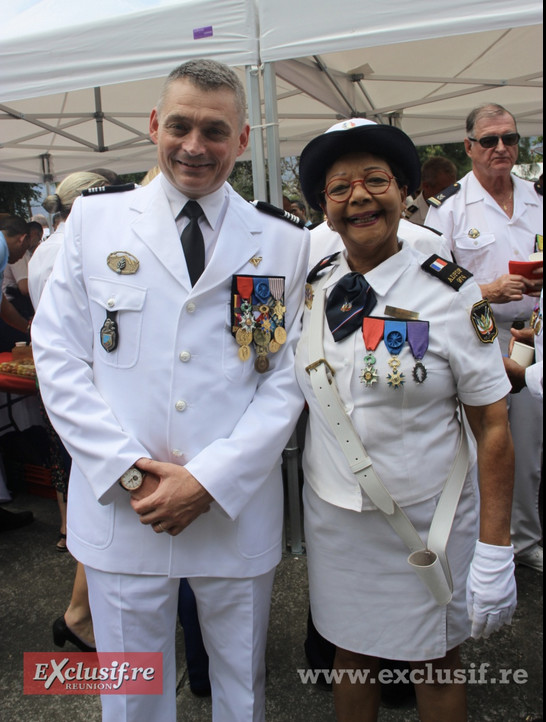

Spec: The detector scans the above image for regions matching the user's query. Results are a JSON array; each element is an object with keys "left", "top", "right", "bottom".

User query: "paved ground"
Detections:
[{"left": 1, "top": 492, "right": 542, "bottom": 722}]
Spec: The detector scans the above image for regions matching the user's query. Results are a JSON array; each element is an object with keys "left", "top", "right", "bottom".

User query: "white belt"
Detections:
[{"left": 305, "top": 274, "right": 470, "bottom": 605}]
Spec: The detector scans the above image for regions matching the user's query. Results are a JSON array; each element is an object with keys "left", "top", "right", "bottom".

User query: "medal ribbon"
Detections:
[
  {"left": 253, "top": 277, "right": 271, "bottom": 304},
  {"left": 383, "top": 320, "right": 407, "bottom": 356},
  {"left": 406, "top": 321, "right": 429, "bottom": 361},
  {"left": 362, "top": 318, "right": 384, "bottom": 351},
  {"left": 236, "top": 276, "right": 253, "bottom": 300},
  {"left": 269, "top": 277, "right": 284, "bottom": 301}
]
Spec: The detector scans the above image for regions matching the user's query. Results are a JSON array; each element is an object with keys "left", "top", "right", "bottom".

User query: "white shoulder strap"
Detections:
[{"left": 305, "top": 273, "right": 470, "bottom": 605}]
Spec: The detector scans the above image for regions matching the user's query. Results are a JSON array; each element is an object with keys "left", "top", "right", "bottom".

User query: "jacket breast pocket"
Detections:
[
  {"left": 88, "top": 277, "right": 147, "bottom": 368},
  {"left": 453, "top": 233, "right": 496, "bottom": 279}
]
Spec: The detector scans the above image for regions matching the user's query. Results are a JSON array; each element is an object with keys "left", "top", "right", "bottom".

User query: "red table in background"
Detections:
[{"left": 0, "top": 351, "right": 38, "bottom": 433}]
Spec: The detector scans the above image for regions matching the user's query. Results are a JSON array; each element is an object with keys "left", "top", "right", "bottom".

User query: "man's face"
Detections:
[
  {"left": 290, "top": 204, "right": 307, "bottom": 222},
  {"left": 464, "top": 112, "right": 519, "bottom": 180},
  {"left": 149, "top": 78, "right": 250, "bottom": 198},
  {"left": 28, "top": 228, "right": 42, "bottom": 250},
  {"left": 422, "top": 171, "right": 457, "bottom": 200},
  {"left": 7, "top": 233, "right": 29, "bottom": 263}
]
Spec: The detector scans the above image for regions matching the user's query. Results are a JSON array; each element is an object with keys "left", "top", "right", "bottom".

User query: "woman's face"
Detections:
[{"left": 322, "top": 152, "right": 407, "bottom": 273}]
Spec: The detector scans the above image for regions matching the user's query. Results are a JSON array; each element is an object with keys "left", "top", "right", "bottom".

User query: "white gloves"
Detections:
[{"left": 466, "top": 540, "right": 517, "bottom": 639}]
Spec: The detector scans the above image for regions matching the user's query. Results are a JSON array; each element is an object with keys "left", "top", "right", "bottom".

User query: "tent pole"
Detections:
[
  {"left": 263, "top": 63, "right": 282, "bottom": 207},
  {"left": 40, "top": 153, "right": 54, "bottom": 226},
  {"left": 263, "top": 63, "right": 304, "bottom": 554},
  {"left": 245, "top": 65, "right": 267, "bottom": 201}
]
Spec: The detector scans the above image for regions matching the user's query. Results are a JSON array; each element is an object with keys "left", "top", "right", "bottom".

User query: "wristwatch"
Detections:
[{"left": 119, "top": 466, "right": 144, "bottom": 492}]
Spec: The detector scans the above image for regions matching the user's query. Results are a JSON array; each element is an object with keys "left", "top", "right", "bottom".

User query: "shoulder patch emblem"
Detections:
[
  {"left": 421, "top": 255, "right": 472, "bottom": 291},
  {"left": 470, "top": 299, "right": 498, "bottom": 343},
  {"left": 82, "top": 183, "right": 137, "bottom": 196},
  {"left": 421, "top": 255, "right": 473, "bottom": 291},
  {"left": 251, "top": 200, "right": 306, "bottom": 228},
  {"left": 426, "top": 183, "right": 461, "bottom": 208}
]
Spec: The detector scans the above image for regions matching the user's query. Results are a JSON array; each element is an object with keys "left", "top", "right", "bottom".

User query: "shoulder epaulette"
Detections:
[
  {"left": 534, "top": 180, "right": 543, "bottom": 196},
  {"left": 306, "top": 252, "right": 340, "bottom": 284},
  {"left": 421, "top": 224, "right": 443, "bottom": 237},
  {"left": 250, "top": 200, "right": 306, "bottom": 228},
  {"left": 402, "top": 205, "right": 419, "bottom": 218},
  {"left": 421, "top": 254, "right": 472, "bottom": 291},
  {"left": 426, "top": 183, "right": 461, "bottom": 208},
  {"left": 82, "top": 183, "right": 137, "bottom": 196}
]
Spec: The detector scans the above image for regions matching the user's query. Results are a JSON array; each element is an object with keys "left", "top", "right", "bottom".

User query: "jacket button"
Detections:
[
  {"left": 179, "top": 351, "right": 191, "bottom": 362},
  {"left": 175, "top": 400, "right": 187, "bottom": 412},
  {"left": 186, "top": 302, "right": 196, "bottom": 313}
]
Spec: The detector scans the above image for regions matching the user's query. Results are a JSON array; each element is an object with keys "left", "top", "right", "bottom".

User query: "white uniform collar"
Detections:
[
  {"left": 466, "top": 169, "right": 540, "bottom": 210},
  {"left": 324, "top": 242, "right": 414, "bottom": 298},
  {"left": 160, "top": 173, "right": 228, "bottom": 230}
]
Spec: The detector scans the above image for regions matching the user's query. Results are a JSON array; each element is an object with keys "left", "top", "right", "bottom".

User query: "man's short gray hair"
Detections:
[
  {"left": 466, "top": 103, "right": 517, "bottom": 136},
  {"left": 157, "top": 59, "right": 247, "bottom": 128}
]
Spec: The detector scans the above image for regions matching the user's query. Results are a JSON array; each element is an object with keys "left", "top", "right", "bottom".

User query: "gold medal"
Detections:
[
  {"left": 238, "top": 345, "right": 251, "bottom": 361},
  {"left": 236, "top": 328, "right": 253, "bottom": 346},
  {"left": 269, "top": 339, "right": 281, "bottom": 353},
  {"left": 305, "top": 283, "right": 314, "bottom": 309},
  {"left": 253, "top": 328, "right": 271, "bottom": 346},
  {"left": 273, "top": 300, "right": 286, "bottom": 319},
  {"left": 274, "top": 326, "right": 287, "bottom": 344}
]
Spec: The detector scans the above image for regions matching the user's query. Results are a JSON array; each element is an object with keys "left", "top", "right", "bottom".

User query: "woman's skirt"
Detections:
[{"left": 303, "top": 470, "right": 479, "bottom": 661}]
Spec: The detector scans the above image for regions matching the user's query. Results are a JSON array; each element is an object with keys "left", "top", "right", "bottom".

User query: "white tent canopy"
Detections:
[{"left": 0, "top": 0, "right": 542, "bottom": 193}]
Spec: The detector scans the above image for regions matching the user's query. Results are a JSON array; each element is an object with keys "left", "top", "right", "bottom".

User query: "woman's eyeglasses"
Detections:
[
  {"left": 323, "top": 170, "right": 395, "bottom": 203},
  {"left": 467, "top": 133, "right": 520, "bottom": 149}
]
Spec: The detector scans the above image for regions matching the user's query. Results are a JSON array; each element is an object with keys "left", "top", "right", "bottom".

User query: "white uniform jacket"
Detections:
[
  {"left": 31, "top": 178, "right": 309, "bottom": 578},
  {"left": 296, "top": 243, "right": 511, "bottom": 511},
  {"left": 425, "top": 171, "right": 543, "bottom": 350}
]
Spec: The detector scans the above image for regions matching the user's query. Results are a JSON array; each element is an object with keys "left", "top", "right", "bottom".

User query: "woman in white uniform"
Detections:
[{"left": 295, "top": 119, "right": 517, "bottom": 722}]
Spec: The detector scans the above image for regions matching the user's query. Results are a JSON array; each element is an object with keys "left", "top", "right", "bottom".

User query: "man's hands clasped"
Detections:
[{"left": 129, "top": 457, "right": 213, "bottom": 536}]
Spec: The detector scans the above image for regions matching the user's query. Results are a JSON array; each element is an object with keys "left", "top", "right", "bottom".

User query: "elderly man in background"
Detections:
[{"left": 426, "top": 103, "right": 543, "bottom": 573}]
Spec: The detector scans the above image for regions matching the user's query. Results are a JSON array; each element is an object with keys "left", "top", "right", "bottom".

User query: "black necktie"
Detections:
[
  {"left": 180, "top": 200, "right": 205, "bottom": 286},
  {"left": 326, "top": 273, "right": 377, "bottom": 342}
]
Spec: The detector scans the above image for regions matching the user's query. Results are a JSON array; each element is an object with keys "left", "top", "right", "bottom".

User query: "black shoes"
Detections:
[
  {"left": 0, "top": 506, "right": 34, "bottom": 532},
  {"left": 52, "top": 616, "right": 96, "bottom": 653}
]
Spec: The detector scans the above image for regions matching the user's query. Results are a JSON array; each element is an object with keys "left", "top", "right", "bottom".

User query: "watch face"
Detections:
[{"left": 120, "top": 467, "right": 143, "bottom": 490}]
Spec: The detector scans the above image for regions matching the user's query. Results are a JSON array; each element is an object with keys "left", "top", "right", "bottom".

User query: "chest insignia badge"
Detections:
[{"left": 107, "top": 252, "right": 140, "bottom": 275}]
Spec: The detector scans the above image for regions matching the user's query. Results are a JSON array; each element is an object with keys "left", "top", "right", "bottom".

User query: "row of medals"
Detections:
[
  {"left": 234, "top": 301, "right": 287, "bottom": 373},
  {"left": 360, "top": 353, "right": 427, "bottom": 389}
]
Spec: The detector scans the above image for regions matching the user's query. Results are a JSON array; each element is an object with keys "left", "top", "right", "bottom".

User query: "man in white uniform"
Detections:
[
  {"left": 426, "top": 103, "right": 543, "bottom": 572},
  {"left": 31, "top": 59, "right": 309, "bottom": 722}
]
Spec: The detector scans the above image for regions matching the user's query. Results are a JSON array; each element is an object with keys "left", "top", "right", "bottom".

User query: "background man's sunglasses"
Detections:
[{"left": 467, "top": 133, "right": 521, "bottom": 149}]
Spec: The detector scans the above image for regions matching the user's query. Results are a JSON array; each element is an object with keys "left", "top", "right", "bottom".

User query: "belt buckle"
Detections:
[{"left": 305, "top": 358, "right": 336, "bottom": 380}]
